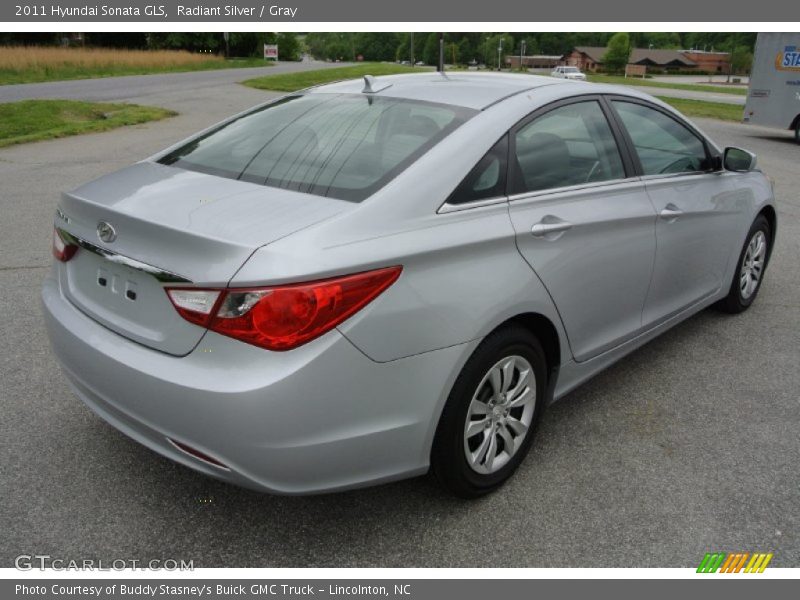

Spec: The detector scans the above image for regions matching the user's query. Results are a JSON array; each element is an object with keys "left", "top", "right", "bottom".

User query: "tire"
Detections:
[
  {"left": 795, "top": 122, "right": 800, "bottom": 144},
  {"left": 431, "top": 326, "right": 547, "bottom": 498},
  {"left": 717, "top": 215, "right": 771, "bottom": 314}
]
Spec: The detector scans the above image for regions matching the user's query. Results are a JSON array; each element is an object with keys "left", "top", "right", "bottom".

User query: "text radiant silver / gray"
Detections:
[{"left": 42, "top": 73, "right": 776, "bottom": 497}]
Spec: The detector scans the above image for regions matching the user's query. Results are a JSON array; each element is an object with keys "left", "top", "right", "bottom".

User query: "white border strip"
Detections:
[
  {"left": 2, "top": 568, "right": 799, "bottom": 579},
  {"left": 2, "top": 22, "right": 800, "bottom": 32}
]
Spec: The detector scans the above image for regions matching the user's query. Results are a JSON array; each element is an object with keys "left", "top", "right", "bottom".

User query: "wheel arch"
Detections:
[
  {"left": 488, "top": 312, "right": 563, "bottom": 405},
  {"left": 758, "top": 204, "right": 777, "bottom": 262}
]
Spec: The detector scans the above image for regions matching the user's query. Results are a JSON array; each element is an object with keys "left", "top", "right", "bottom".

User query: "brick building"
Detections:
[
  {"left": 505, "top": 55, "right": 562, "bottom": 69},
  {"left": 681, "top": 50, "right": 731, "bottom": 73},
  {"left": 561, "top": 46, "right": 730, "bottom": 73}
]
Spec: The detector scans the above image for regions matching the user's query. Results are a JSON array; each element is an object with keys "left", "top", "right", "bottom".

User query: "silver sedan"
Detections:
[{"left": 43, "top": 73, "right": 776, "bottom": 497}]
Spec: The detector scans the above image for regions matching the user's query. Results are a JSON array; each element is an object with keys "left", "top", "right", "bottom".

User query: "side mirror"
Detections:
[{"left": 723, "top": 147, "right": 757, "bottom": 172}]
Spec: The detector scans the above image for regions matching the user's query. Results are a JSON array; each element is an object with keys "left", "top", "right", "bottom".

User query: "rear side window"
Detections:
[
  {"left": 612, "top": 101, "right": 710, "bottom": 175},
  {"left": 159, "top": 94, "right": 475, "bottom": 202},
  {"left": 446, "top": 135, "right": 508, "bottom": 205},
  {"left": 511, "top": 100, "right": 625, "bottom": 194}
]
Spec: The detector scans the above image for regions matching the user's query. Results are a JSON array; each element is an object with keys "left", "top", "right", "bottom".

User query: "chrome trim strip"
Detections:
[
  {"left": 57, "top": 228, "right": 192, "bottom": 284},
  {"left": 507, "top": 177, "right": 643, "bottom": 203},
  {"left": 437, "top": 196, "right": 508, "bottom": 214},
  {"left": 637, "top": 170, "right": 721, "bottom": 183}
]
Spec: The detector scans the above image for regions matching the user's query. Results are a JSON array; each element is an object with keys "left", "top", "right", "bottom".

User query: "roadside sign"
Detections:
[
  {"left": 264, "top": 44, "right": 278, "bottom": 60},
  {"left": 625, "top": 64, "right": 647, "bottom": 78}
]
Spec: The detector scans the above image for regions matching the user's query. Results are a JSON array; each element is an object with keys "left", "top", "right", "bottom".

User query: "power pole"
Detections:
[
  {"left": 438, "top": 33, "right": 444, "bottom": 72},
  {"left": 410, "top": 33, "right": 414, "bottom": 67},
  {"left": 519, "top": 39, "right": 526, "bottom": 71},
  {"left": 498, "top": 37, "right": 504, "bottom": 71}
]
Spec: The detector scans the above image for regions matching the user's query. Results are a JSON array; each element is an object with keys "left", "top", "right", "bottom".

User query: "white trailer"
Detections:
[{"left": 744, "top": 32, "right": 800, "bottom": 142}]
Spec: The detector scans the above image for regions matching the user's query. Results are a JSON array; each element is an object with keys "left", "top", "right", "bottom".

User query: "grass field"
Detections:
[
  {"left": 654, "top": 96, "right": 743, "bottom": 122},
  {"left": 587, "top": 74, "right": 747, "bottom": 96},
  {"left": 242, "top": 62, "right": 424, "bottom": 91},
  {"left": 0, "top": 46, "right": 270, "bottom": 85},
  {"left": 0, "top": 100, "right": 176, "bottom": 147}
]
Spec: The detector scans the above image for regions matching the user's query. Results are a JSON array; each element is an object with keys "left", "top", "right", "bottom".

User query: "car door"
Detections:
[
  {"left": 507, "top": 97, "right": 658, "bottom": 362},
  {"left": 608, "top": 98, "right": 742, "bottom": 326}
]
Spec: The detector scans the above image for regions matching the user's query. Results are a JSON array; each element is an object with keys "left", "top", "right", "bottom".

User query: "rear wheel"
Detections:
[
  {"left": 717, "top": 215, "right": 771, "bottom": 313},
  {"left": 431, "top": 326, "right": 546, "bottom": 498}
]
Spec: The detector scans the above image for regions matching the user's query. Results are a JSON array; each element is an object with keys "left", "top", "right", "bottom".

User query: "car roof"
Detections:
[{"left": 306, "top": 72, "right": 571, "bottom": 110}]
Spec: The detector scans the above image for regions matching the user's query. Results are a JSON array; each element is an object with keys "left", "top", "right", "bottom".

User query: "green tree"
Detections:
[
  {"left": 480, "top": 34, "right": 514, "bottom": 69},
  {"left": 276, "top": 32, "right": 300, "bottom": 61},
  {"left": 603, "top": 32, "right": 632, "bottom": 74},
  {"left": 730, "top": 46, "right": 753, "bottom": 74},
  {"left": 303, "top": 32, "right": 354, "bottom": 61},
  {"left": 456, "top": 36, "right": 478, "bottom": 64},
  {"left": 423, "top": 33, "right": 441, "bottom": 66},
  {"left": 354, "top": 33, "right": 399, "bottom": 61},
  {"left": 631, "top": 32, "right": 681, "bottom": 49},
  {"left": 147, "top": 33, "right": 221, "bottom": 52}
]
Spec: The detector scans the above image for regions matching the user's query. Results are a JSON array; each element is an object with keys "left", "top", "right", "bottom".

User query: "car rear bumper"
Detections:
[{"left": 42, "top": 271, "right": 476, "bottom": 494}]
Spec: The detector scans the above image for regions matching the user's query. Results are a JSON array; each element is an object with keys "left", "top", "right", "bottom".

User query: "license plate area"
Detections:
[{"left": 60, "top": 250, "right": 206, "bottom": 355}]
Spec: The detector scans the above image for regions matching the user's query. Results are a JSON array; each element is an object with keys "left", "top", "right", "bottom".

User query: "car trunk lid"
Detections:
[{"left": 56, "top": 161, "right": 348, "bottom": 356}]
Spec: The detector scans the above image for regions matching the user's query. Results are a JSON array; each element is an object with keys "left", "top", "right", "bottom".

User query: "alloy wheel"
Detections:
[
  {"left": 463, "top": 355, "right": 536, "bottom": 475},
  {"left": 740, "top": 230, "right": 767, "bottom": 300}
]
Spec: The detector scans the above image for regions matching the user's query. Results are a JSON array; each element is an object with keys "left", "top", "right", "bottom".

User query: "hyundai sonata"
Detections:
[{"left": 43, "top": 73, "right": 776, "bottom": 497}]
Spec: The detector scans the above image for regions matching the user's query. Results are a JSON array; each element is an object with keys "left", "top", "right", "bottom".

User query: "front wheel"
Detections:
[
  {"left": 716, "top": 215, "right": 771, "bottom": 313},
  {"left": 431, "top": 326, "right": 547, "bottom": 498}
]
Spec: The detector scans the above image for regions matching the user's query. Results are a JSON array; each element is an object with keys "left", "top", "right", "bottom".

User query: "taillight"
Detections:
[
  {"left": 166, "top": 266, "right": 402, "bottom": 351},
  {"left": 52, "top": 228, "right": 77, "bottom": 262},
  {"left": 165, "top": 289, "right": 221, "bottom": 327}
]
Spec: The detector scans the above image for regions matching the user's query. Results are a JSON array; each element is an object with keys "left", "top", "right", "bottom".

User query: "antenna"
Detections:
[{"left": 362, "top": 75, "right": 392, "bottom": 94}]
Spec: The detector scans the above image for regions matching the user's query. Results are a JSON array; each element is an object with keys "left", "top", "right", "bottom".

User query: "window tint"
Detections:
[
  {"left": 446, "top": 135, "right": 508, "bottom": 205},
  {"left": 612, "top": 101, "right": 709, "bottom": 175},
  {"left": 159, "top": 94, "right": 475, "bottom": 202},
  {"left": 511, "top": 101, "right": 625, "bottom": 194}
]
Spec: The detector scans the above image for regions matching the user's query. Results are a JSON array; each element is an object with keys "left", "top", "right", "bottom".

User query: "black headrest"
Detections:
[{"left": 515, "top": 132, "right": 571, "bottom": 192}]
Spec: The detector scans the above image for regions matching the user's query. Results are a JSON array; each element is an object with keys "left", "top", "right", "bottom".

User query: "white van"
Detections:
[{"left": 744, "top": 32, "right": 800, "bottom": 142}]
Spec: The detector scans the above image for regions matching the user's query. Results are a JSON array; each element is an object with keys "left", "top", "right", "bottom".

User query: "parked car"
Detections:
[
  {"left": 551, "top": 65, "right": 587, "bottom": 80},
  {"left": 44, "top": 73, "right": 776, "bottom": 498}
]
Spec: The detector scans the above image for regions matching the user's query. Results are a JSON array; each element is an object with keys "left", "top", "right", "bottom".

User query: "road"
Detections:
[
  {"left": 633, "top": 85, "right": 745, "bottom": 105},
  {"left": 0, "top": 69, "right": 797, "bottom": 568},
  {"left": 0, "top": 60, "right": 348, "bottom": 106},
  {"left": 528, "top": 69, "right": 747, "bottom": 105},
  {"left": 649, "top": 74, "right": 749, "bottom": 86}
]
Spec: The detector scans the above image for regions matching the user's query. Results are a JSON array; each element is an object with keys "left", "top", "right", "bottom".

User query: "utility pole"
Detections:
[
  {"left": 497, "top": 37, "right": 504, "bottom": 71},
  {"left": 519, "top": 39, "right": 526, "bottom": 71},
  {"left": 438, "top": 33, "right": 444, "bottom": 72},
  {"left": 223, "top": 32, "right": 229, "bottom": 59},
  {"left": 727, "top": 32, "right": 738, "bottom": 83},
  {"left": 410, "top": 32, "right": 415, "bottom": 67}
]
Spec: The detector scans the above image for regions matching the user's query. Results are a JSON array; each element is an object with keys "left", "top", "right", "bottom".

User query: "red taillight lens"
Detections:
[
  {"left": 166, "top": 266, "right": 402, "bottom": 351},
  {"left": 52, "top": 228, "right": 77, "bottom": 262}
]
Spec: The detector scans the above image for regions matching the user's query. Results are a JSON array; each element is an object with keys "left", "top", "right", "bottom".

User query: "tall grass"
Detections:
[{"left": 0, "top": 46, "right": 265, "bottom": 85}]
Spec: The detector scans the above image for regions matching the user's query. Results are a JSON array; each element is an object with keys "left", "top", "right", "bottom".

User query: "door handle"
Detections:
[
  {"left": 659, "top": 204, "right": 684, "bottom": 221},
  {"left": 531, "top": 219, "right": 573, "bottom": 238}
]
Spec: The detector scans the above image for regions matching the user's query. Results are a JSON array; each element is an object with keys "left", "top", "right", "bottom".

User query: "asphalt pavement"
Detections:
[{"left": 0, "top": 68, "right": 797, "bottom": 568}]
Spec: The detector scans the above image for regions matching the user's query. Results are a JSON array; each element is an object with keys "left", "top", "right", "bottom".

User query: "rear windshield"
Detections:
[{"left": 159, "top": 94, "right": 475, "bottom": 202}]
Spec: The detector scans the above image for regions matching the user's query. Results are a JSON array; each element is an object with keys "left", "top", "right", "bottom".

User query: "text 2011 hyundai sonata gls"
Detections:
[{"left": 43, "top": 73, "right": 776, "bottom": 497}]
